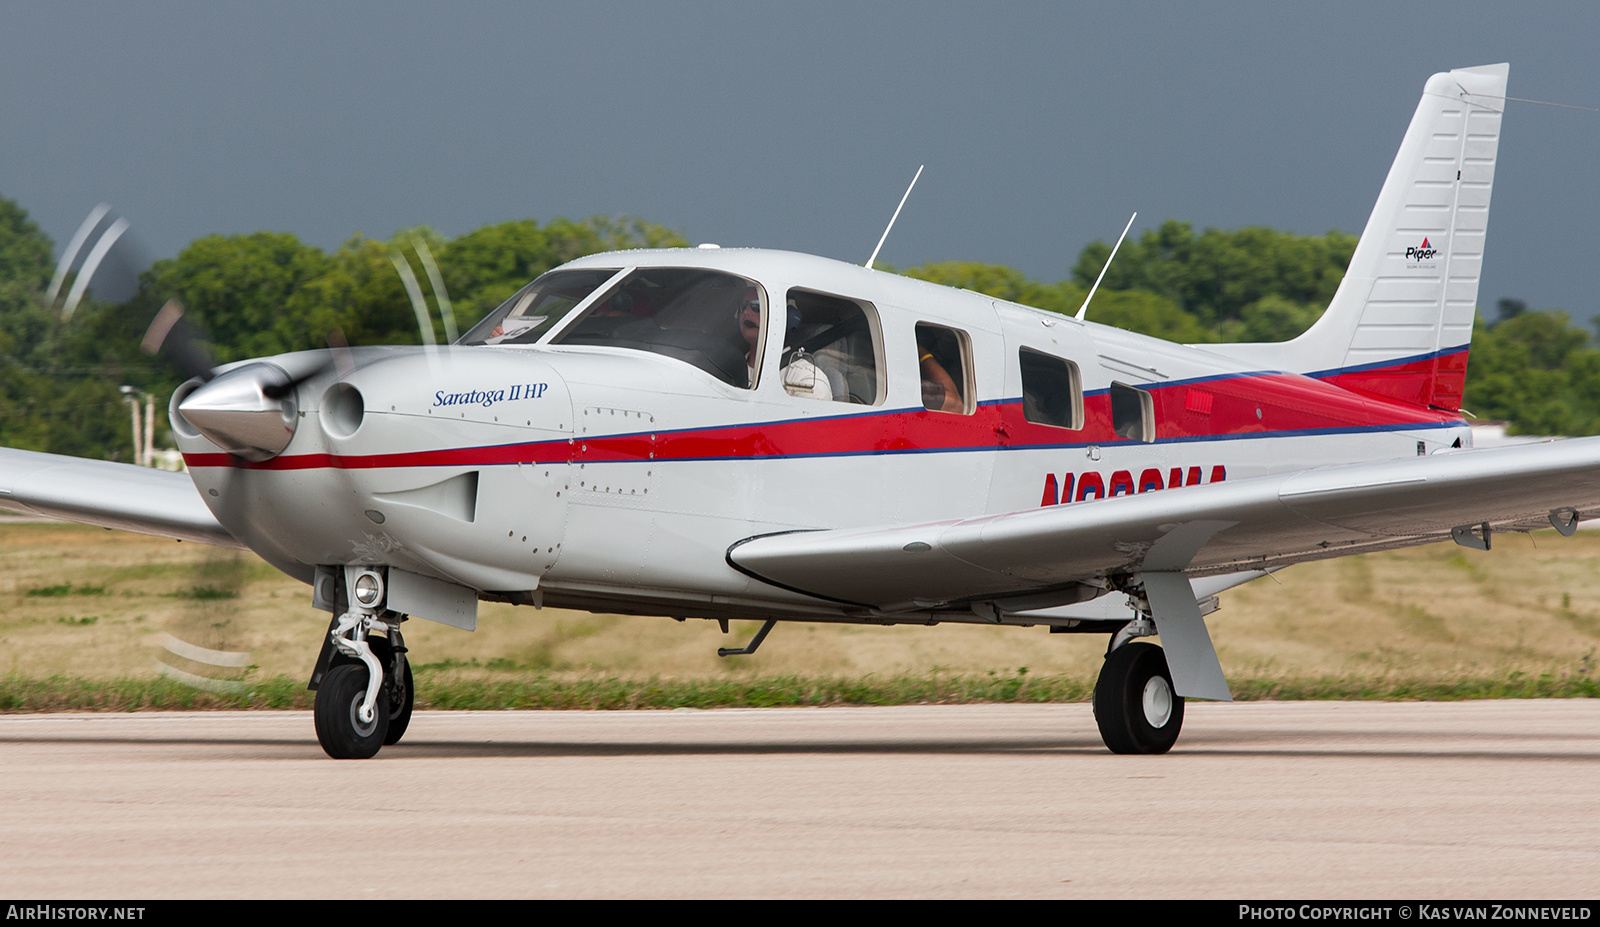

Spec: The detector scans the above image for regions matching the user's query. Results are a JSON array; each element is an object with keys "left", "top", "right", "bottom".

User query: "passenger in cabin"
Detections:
[
  {"left": 917, "top": 328, "right": 963, "bottom": 413},
  {"left": 780, "top": 305, "right": 835, "bottom": 401},
  {"left": 740, "top": 291, "right": 834, "bottom": 400}
]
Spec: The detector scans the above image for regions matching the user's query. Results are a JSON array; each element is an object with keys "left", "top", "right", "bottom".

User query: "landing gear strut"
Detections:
[{"left": 1093, "top": 640, "right": 1184, "bottom": 754}]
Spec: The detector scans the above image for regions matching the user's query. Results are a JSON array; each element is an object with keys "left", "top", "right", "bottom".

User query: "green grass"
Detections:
[
  {"left": 26, "top": 583, "right": 107, "bottom": 598},
  {"left": 0, "top": 674, "right": 312, "bottom": 711},
  {"left": 165, "top": 585, "right": 241, "bottom": 600},
  {"left": 0, "top": 669, "right": 1593, "bottom": 713}
]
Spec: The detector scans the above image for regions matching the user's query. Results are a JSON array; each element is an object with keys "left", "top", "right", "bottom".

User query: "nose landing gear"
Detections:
[{"left": 309, "top": 566, "right": 415, "bottom": 759}]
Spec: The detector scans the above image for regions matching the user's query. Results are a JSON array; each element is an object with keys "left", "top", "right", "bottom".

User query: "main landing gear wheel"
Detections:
[
  {"left": 1093, "top": 641, "right": 1184, "bottom": 755},
  {"left": 314, "top": 663, "right": 390, "bottom": 759}
]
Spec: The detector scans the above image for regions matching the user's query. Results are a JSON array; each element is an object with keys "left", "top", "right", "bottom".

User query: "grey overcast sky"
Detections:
[{"left": 2, "top": 1, "right": 1596, "bottom": 320}]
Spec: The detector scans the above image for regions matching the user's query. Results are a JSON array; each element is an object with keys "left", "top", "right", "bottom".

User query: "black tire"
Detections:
[
  {"left": 314, "top": 662, "right": 390, "bottom": 759},
  {"left": 383, "top": 654, "right": 414, "bottom": 746},
  {"left": 1092, "top": 641, "right": 1184, "bottom": 755}
]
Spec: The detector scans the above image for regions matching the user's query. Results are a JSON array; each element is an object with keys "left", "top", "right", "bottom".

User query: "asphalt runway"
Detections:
[{"left": 1, "top": 701, "right": 1597, "bottom": 899}]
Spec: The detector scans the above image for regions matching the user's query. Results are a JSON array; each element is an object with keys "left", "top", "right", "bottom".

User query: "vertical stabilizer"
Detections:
[{"left": 1205, "top": 64, "right": 1508, "bottom": 410}]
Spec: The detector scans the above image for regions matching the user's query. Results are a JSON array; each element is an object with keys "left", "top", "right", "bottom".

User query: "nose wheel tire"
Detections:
[
  {"left": 383, "top": 655, "right": 414, "bottom": 746},
  {"left": 314, "top": 663, "right": 390, "bottom": 759},
  {"left": 1093, "top": 641, "right": 1184, "bottom": 755}
]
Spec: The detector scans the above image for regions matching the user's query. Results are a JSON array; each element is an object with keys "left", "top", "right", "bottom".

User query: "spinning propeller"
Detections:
[
  {"left": 138, "top": 237, "right": 449, "bottom": 462},
  {"left": 140, "top": 298, "right": 350, "bottom": 461},
  {"left": 48, "top": 207, "right": 277, "bottom": 693}
]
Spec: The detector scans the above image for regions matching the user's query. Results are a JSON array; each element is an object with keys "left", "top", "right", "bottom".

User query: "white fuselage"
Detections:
[{"left": 175, "top": 248, "right": 1468, "bottom": 624}]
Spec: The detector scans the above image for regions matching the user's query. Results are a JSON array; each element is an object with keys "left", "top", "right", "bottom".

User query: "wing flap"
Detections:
[
  {"left": 0, "top": 448, "right": 241, "bottom": 548},
  {"left": 729, "top": 437, "right": 1600, "bottom": 608}
]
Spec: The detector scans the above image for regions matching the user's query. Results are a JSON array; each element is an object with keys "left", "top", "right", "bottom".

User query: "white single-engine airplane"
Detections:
[{"left": 2, "top": 63, "right": 1587, "bottom": 759}]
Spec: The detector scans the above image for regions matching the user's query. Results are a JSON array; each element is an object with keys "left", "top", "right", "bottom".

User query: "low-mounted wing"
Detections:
[
  {"left": 0, "top": 448, "right": 241, "bottom": 548},
  {"left": 728, "top": 438, "right": 1600, "bottom": 612}
]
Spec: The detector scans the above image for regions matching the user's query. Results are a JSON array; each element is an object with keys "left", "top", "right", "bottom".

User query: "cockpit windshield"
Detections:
[
  {"left": 550, "top": 268, "right": 766, "bottom": 388},
  {"left": 457, "top": 268, "right": 621, "bottom": 346}
]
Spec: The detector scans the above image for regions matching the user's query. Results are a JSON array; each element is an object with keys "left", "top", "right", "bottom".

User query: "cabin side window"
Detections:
[
  {"left": 914, "top": 323, "right": 974, "bottom": 414},
  {"left": 781, "top": 289, "right": 883, "bottom": 404},
  {"left": 549, "top": 268, "right": 766, "bottom": 389},
  {"left": 1019, "top": 348, "right": 1082, "bottom": 429},
  {"left": 1110, "top": 381, "right": 1155, "bottom": 442}
]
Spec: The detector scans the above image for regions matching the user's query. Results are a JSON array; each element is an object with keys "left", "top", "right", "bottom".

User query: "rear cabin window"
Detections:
[
  {"left": 1019, "top": 348, "right": 1082, "bottom": 429},
  {"left": 915, "top": 323, "right": 973, "bottom": 414},
  {"left": 1110, "top": 381, "right": 1155, "bottom": 442},
  {"left": 781, "top": 289, "right": 883, "bottom": 404},
  {"left": 550, "top": 268, "right": 766, "bottom": 389}
]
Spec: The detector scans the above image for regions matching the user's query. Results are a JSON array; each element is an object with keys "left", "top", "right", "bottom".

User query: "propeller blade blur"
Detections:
[{"left": 140, "top": 300, "right": 217, "bottom": 383}]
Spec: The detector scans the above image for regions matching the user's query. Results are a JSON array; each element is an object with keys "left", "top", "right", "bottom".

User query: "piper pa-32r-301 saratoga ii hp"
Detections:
[{"left": 2, "top": 63, "right": 1585, "bottom": 758}]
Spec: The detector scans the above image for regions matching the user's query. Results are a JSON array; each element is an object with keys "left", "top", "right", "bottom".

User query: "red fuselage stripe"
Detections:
[{"left": 185, "top": 360, "right": 1463, "bottom": 471}]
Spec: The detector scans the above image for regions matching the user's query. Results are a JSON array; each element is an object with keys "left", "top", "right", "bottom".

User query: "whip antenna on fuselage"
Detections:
[
  {"left": 1075, "top": 211, "right": 1136, "bottom": 321},
  {"left": 865, "top": 164, "right": 924, "bottom": 270}
]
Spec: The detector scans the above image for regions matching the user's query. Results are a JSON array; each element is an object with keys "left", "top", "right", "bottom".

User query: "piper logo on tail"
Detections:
[{"left": 1405, "top": 237, "right": 1439, "bottom": 262}]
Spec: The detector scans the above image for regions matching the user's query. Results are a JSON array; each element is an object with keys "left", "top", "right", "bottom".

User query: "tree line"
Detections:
[{"left": 0, "top": 197, "right": 1594, "bottom": 461}]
